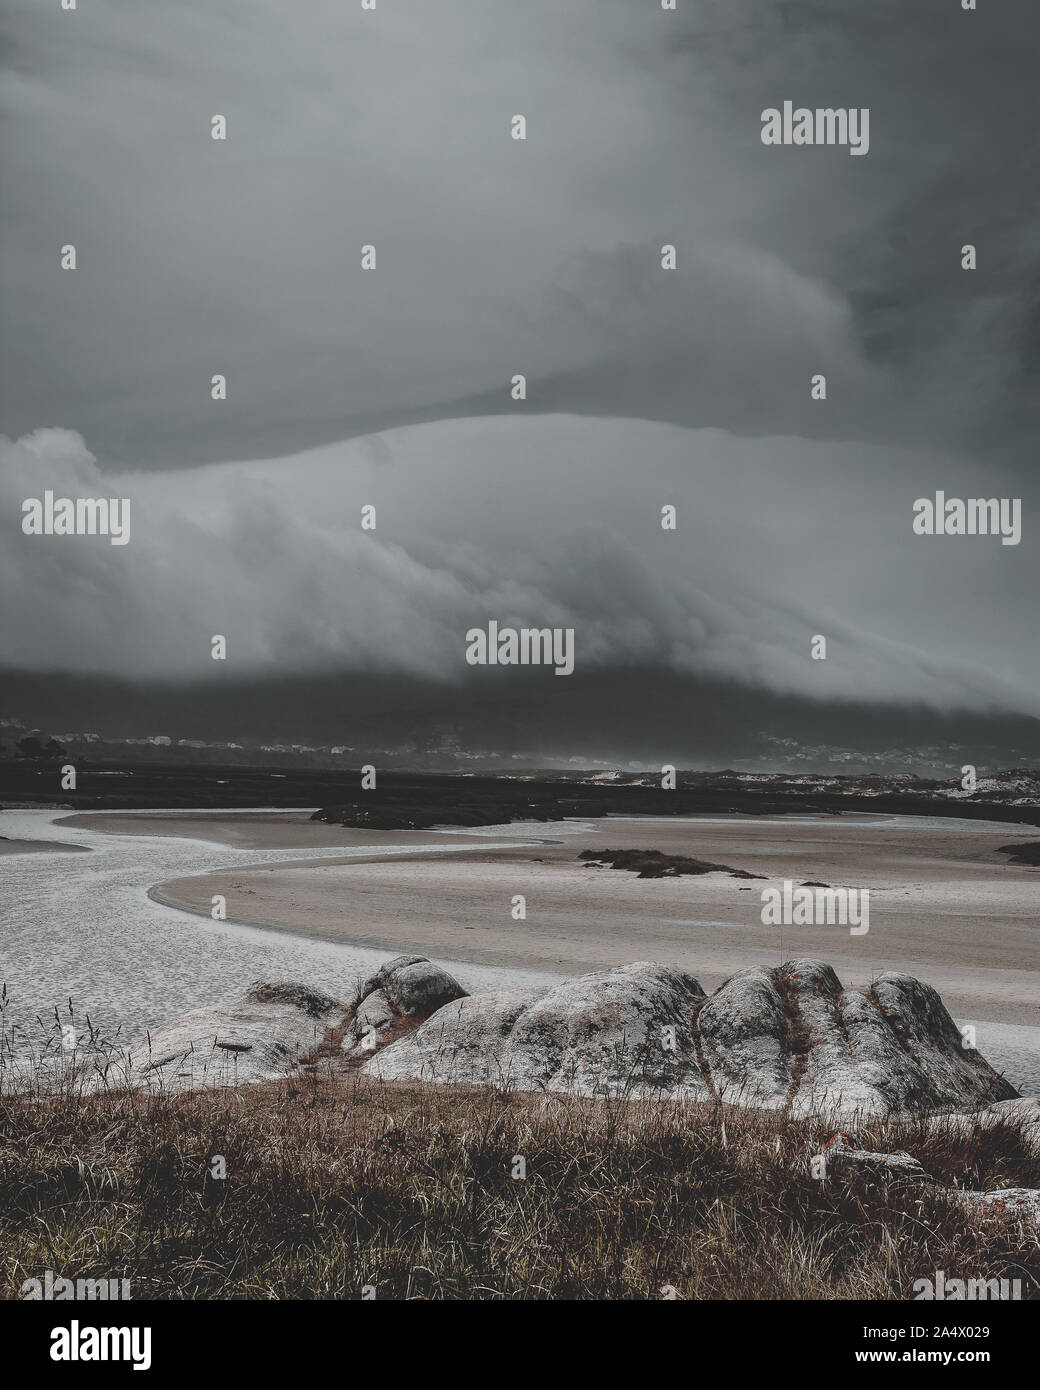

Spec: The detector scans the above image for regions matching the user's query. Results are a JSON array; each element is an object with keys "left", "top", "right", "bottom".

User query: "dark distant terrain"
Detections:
[{"left": 2, "top": 757, "right": 1038, "bottom": 827}]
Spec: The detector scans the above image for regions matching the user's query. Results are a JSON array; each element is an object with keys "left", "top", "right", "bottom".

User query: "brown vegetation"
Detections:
[{"left": 1, "top": 1061, "right": 1036, "bottom": 1301}]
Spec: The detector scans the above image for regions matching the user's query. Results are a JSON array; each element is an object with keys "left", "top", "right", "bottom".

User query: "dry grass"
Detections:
[{"left": 1, "top": 1055, "right": 1037, "bottom": 1301}]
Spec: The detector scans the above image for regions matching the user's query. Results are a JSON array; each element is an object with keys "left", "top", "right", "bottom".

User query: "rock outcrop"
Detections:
[
  {"left": 115, "top": 955, "right": 1018, "bottom": 1118},
  {"left": 118, "top": 981, "right": 344, "bottom": 1090},
  {"left": 818, "top": 1132, "right": 935, "bottom": 1187},
  {"left": 341, "top": 954, "right": 468, "bottom": 1058},
  {"left": 954, "top": 1187, "right": 1040, "bottom": 1221},
  {"left": 808, "top": 1134, "right": 1040, "bottom": 1220},
  {"left": 927, "top": 1097, "right": 1040, "bottom": 1157},
  {"left": 117, "top": 958, "right": 467, "bottom": 1090},
  {"left": 578, "top": 848, "right": 763, "bottom": 879},
  {"left": 361, "top": 958, "right": 1019, "bottom": 1118}
]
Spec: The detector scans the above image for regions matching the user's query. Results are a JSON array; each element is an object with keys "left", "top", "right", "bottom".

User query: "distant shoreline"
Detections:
[{"left": 5, "top": 762, "right": 1039, "bottom": 827}]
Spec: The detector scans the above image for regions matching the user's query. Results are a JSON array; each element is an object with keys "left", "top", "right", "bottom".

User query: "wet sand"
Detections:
[
  {"left": 0, "top": 837, "right": 89, "bottom": 854},
  {"left": 59, "top": 809, "right": 496, "bottom": 852},
  {"left": 108, "top": 808, "right": 1040, "bottom": 1027}
]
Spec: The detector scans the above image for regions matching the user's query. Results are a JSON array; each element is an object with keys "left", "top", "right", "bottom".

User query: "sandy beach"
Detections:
[{"left": 73, "top": 808, "right": 1040, "bottom": 1027}]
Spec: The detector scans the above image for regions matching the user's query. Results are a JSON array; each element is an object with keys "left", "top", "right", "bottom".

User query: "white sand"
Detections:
[{"left": 147, "top": 811, "right": 1040, "bottom": 1025}]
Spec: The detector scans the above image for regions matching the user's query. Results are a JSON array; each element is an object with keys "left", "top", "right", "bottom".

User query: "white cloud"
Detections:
[{"left": 2, "top": 416, "right": 1035, "bottom": 715}]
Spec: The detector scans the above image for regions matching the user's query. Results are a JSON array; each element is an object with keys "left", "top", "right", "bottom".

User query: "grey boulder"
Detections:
[
  {"left": 953, "top": 1188, "right": 1040, "bottom": 1222},
  {"left": 926, "top": 1096, "right": 1040, "bottom": 1157},
  {"left": 117, "top": 981, "right": 343, "bottom": 1091},
  {"left": 362, "top": 958, "right": 1019, "bottom": 1118},
  {"left": 341, "top": 954, "right": 468, "bottom": 1058},
  {"left": 816, "top": 1132, "right": 935, "bottom": 1186}
]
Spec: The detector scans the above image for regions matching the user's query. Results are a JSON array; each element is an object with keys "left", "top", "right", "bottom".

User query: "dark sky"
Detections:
[{"left": 1, "top": 1, "right": 1037, "bottom": 759}]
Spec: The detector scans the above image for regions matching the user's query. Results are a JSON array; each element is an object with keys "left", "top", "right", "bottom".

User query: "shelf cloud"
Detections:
[
  {"left": 3, "top": 417, "right": 1035, "bottom": 718},
  {"left": 1, "top": 0, "right": 1037, "bottom": 757}
]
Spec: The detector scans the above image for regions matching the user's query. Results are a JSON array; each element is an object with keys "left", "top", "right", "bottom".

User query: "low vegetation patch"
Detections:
[
  {"left": 578, "top": 847, "right": 764, "bottom": 879},
  {"left": 997, "top": 841, "right": 1040, "bottom": 866},
  {"left": 1, "top": 1070, "right": 1036, "bottom": 1300}
]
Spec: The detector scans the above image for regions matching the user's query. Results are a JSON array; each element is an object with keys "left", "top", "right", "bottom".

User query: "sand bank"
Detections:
[{"left": 146, "top": 811, "right": 1039, "bottom": 1026}]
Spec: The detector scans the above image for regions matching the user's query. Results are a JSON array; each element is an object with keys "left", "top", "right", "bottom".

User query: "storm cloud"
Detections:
[
  {"left": 1, "top": 1, "right": 1037, "bottom": 756},
  {"left": 2, "top": 417, "right": 1035, "bottom": 717},
  {"left": 2, "top": 0, "right": 1037, "bottom": 464}
]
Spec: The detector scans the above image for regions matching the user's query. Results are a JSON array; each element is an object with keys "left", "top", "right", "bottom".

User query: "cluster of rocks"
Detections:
[
  {"left": 120, "top": 953, "right": 1020, "bottom": 1115},
  {"left": 356, "top": 957, "right": 1019, "bottom": 1120},
  {"left": 112, "top": 953, "right": 1038, "bottom": 1223},
  {"left": 111, "top": 954, "right": 1038, "bottom": 1218},
  {"left": 117, "top": 955, "right": 469, "bottom": 1088},
  {"left": 341, "top": 955, "right": 467, "bottom": 1058},
  {"left": 814, "top": 1130, "right": 1040, "bottom": 1221}
]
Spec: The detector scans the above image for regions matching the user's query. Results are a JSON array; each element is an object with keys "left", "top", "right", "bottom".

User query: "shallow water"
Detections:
[
  {"left": 1, "top": 807, "right": 1037, "bottom": 1093},
  {"left": 958, "top": 1020, "right": 1040, "bottom": 1097},
  {"left": 0, "top": 808, "right": 557, "bottom": 1060}
]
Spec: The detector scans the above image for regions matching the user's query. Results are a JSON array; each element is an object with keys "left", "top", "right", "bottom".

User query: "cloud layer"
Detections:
[
  {"left": 2, "top": 417, "right": 1035, "bottom": 716},
  {"left": 2, "top": 0, "right": 1037, "bottom": 467},
  {"left": 2, "top": 1, "right": 1036, "bottom": 749}
]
